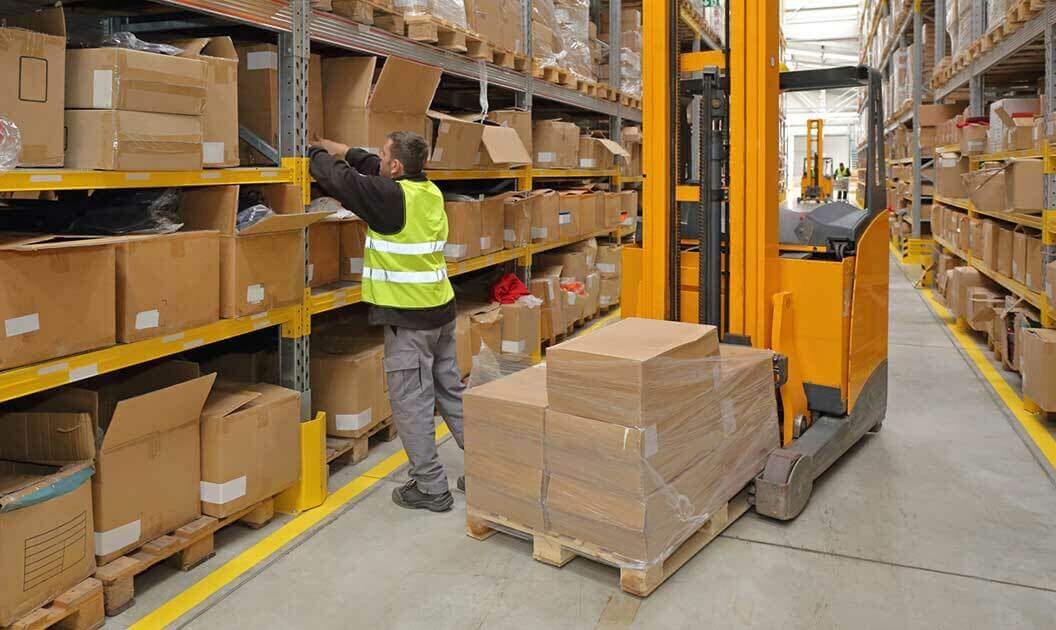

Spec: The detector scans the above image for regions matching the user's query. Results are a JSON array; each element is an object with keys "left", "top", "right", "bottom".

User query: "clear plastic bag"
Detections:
[
  {"left": 236, "top": 205, "right": 275, "bottom": 232},
  {"left": 0, "top": 118, "right": 21, "bottom": 171},
  {"left": 531, "top": 0, "right": 566, "bottom": 70},
  {"left": 553, "top": 0, "right": 593, "bottom": 82},
  {"left": 395, "top": 0, "right": 468, "bottom": 29},
  {"left": 68, "top": 188, "right": 184, "bottom": 235},
  {"left": 100, "top": 32, "right": 184, "bottom": 56}
]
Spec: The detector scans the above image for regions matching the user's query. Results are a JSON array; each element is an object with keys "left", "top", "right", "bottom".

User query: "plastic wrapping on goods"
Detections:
[
  {"left": 620, "top": 47, "right": 641, "bottom": 98},
  {"left": 101, "top": 31, "right": 183, "bottom": 55},
  {"left": 464, "top": 342, "right": 780, "bottom": 570},
  {"left": 396, "top": 0, "right": 469, "bottom": 28},
  {"left": 553, "top": 0, "right": 593, "bottom": 81},
  {"left": 532, "top": 0, "right": 558, "bottom": 31},
  {"left": 532, "top": 0, "right": 566, "bottom": 70},
  {"left": 987, "top": 0, "right": 1007, "bottom": 33},
  {"left": 0, "top": 118, "right": 20, "bottom": 171}
]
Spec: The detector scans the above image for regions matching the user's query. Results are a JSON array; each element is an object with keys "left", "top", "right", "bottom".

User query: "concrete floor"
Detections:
[{"left": 115, "top": 259, "right": 1056, "bottom": 629}]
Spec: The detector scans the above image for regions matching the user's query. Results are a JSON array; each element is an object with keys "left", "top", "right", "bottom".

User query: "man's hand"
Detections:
[{"left": 309, "top": 137, "right": 350, "bottom": 159}]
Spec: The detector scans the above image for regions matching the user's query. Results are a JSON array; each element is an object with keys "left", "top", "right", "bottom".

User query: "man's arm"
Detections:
[{"left": 308, "top": 147, "right": 404, "bottom": 235}]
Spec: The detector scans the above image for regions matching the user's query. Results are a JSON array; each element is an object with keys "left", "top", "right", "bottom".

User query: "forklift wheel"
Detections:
[{"left": 869, "top": 419, "right": 883, "bottom": 434}]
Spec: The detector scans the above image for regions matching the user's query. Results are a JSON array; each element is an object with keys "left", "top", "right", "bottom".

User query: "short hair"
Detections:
[{"left": 386, "top": 131, "right": 429, "bottom": 174}]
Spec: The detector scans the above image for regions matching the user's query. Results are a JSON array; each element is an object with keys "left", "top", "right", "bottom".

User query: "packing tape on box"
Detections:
[
  {"left": 504, "top": 229, "right": 517, "bottom": 243},
  {"left": 135, "top": 309, "right": 160, "bottom": 331},
  {"left": 94, "top": 519, "right": 141, "bottom": 557},
  {"left": 444, "top": 244, "right": 468, "bottom": 259},
  {"left": 348, "top": 258, "right": 364, "bottom": 274},
  {"left": 200, "top": 476, "right": 247, "bottom": 505},
  {"left": 5, "top": 313, "right": 40, "bottom": 337},
  {"left": 597, "top": 263, "right": 617, "bottom": 274},
  {"left": 480, "top": 236, "right": 492, "bottom": 250},
  {"left": 531, "top": 227, "right": 549, "bottom": 239},
  {"left": 247, "top": 50, "right": 278, "bottom": 70},
  {"left": 93, "top": 69, "right": 114, "bottom": 108},
  {"left": 247, "top": 284, "right": 265, "bottom": 304},
  {"left": 501, "top": 339, "right": 526, "bottom": 354},
  {"left": 335, "top": 408, "right": 373, "bottom": 432},
  {"left": 203, "top": 142, "right": 225, "bottom": 164}
]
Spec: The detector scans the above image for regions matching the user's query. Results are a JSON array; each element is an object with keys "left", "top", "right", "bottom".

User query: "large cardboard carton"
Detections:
[
  {"left": 989, "top": 98, "right": 1040, "bottom": 153},
  {"left": 445, "top": 198, "right": 483, "bottom": 261},
  {"left": 64, "top": 110, "right": 203, "bottom": 171},
  {"left": 997, "top": 225, "right": 1015, "bottom": 277},
  {"left": 600, "top": 276, "right": 621, "bottom": 308},
  {"left": 935, "top": 155, "right": 968, "bottom": 198},
  {"left": 918, "top": 102, "right": 965, "bottom": 127},
  {"left": 311, "top": 335, "right": 387, "bottom": 437},
  {"left": 547, "top": 318, "right": 720, "bottom": 426},
  {"left": 949, "top": 267, "right": 994, "bottom": 320},
  {"left": 0, "top": 462, "right": 95, "bottom": 627},
  {"left": 528, "top": 190, "right": 560, "bottom": 244},
  {"left": 0, "top": 8, "right": 66, "bottom": 166},
  {"left": 500, "top": 300, "right": 541, "bottom": 355},
  {"left": 487, "top": 109, "right": 532, "bottom": 157},
  {"left": 468, "top": 304, "right": 503, "bottom": 353},
  {"left": 577, "top": 136, "right": 630, "bottom": 170},
  {"left": 533, "top": 120, "right": 580, "bottom": 168},
  {"left": 964, "top": 167, "right": 1005, "bottom": 213},
  {"left": 66, "top": 47, "right": 206, "bottom": 115},
  {"left": 179, "top": 185, "right": 324, "bottom": 318},
  {"left": 980, "top": 220, "right": 1000, "bottom": 270},
  {"left": 966, "top": 288, "right": 1004, "bottom": 332},
  {"left": 323, "top": 56, "right": 440, "bottom": 152},
  {"left": 1012, "top": 229, "right": 1028, "bottom": 283},
  {"left": 199, "top": 382, "right": 301, "bottom": 518},
  {"left": 619, "top": 190, "right": 639, "bottom": 228},
  {"left": 237, "top": 45, "right": 323, "bottom": 164},
  {"left": 0, "top": 397, "right": 95, "bottom": 466},
  {"left": 1021, "top": 328, "right": 1056, "bottom": 412},
  {"left": 115, "top": 231, "right": 221, "bottom": 342},
  {"left": 531, "top": 272, "right": 564, "bottom": 342},
  {"left": 602, "top": 192, "right": 622, "bottom": 228},
  {"left": 171, "top": 37, "right": 240, "bottom": 167},
  {"left": 475, "top": 124, "right": 532, "bottom": 168},
  {"left": 557, "top": 192, "right": 583, "bottom": 239},
  {"left": 480, "top": 193, "right": 510, "bottom": 255},
  {"left": 597, "top": 244, "right": 622, "bottom": 278},
  {"left": 339, "top": 218, "right": 368, "bottom": 281},
  {"left": 308, "top": 220, "right": 341, "bottom": 287},
  {"left": 536, "top": 250, "right": 589, "bottom": 284},
  {"left": 465, "top": 453, "right": 545, "bottom": 529},
  {"left": 427, "top": 111, "right": 485, "bottom": 169},
  {"left": 0, "top": 236, "right": 116, "bottom": 370},
  {"left": 1005, "top": 159, "right": 1044, "bottom": 213},
  {"left": 503, "top": 194, "right": 532, "bottom": 248}
]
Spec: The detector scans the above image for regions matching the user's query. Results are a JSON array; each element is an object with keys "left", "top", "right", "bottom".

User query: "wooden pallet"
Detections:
[
  {"left": 94, "top": 498, "right": 278, "bottom": 616},
  {"left": 3, "top": 579, "right": 105, "bottom": 630},
  {"left": 467, "top": 488, "right": 750, "bottom": 597},
  {"left": 326, "top": 417, "right": 398, "bottom": 467},
  {"left": 531, "top": 59, "right": 570, "bottom": 86}
]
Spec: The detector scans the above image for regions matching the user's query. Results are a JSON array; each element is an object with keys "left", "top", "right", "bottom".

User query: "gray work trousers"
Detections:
[{"left": 383, "top": 321, "right": 466, "bottom": 494}]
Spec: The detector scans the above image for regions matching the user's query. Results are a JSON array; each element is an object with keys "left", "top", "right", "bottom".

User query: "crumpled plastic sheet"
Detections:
[
  {"left": 395, "top": 0, "right": 469, "bottom": 29},
  {"left": 100, "top": 32, "right": 183, "bottom": 56},
  {"left": 0, "top": 118, "right": 20, "bottom": 171}
]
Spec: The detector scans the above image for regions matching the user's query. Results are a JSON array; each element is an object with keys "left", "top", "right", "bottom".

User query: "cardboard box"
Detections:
[
  {"left": 1005, "top": 159, "right": 1044, "bottom": 213},
  {"left": 308, "top": 220, "right": 341, "bottom": 287},
  {"left": 469, "top": 305, "right": 503, "bottom": 354},
  {"left": 179, "top": 186, "right": 324, "bottom": 318},
  {"left": 0, "top": 8, "right": 66, "bottom": 166},
  {"left": 445, "top": 198, "right": 483, "bottom": 261},
  {"left": 533, "top": 120, "right": 580, "bottom": 168},
  {"left": 935, "top": 155, "right": 968, "bottom": 199},
  {"left": 427, "top": 111, "right": 485, "bottom": 169},
  {"left": 237, "top": 45, "right": 323, "bottom": 164},
  {"left": 475, "top": 124, "right": 532, "bottom": 167},
  {"left": 455, "top": 313, "right": 473, "bottom": 378},
  {"left": 531, "top": 273, "right": 564, "bottom": 341},
  {"left": 918, "top": 103, "right": 965, "bottom": 127},
  {"left": 602, "top": 192, "right": 622, "bottom": 228},
  {"left": 561, "top": 287, "right": 584, "bottom": 326},
  {"left": 577, "top": 136, "right": 630, "bottom": 169},
  {"left": 323, "top": 56, "right": 440, "bottom": 153},
  {"left": 1025, "top": 235, "right": 1044, "bottom": 292},
  {"left": 464, "top": 364, "right": 545, "bottom": 470},
  {"left": 500, "top": 300, "right": 541, "bottom": 355},
  {"left": 968, "top": 218, "right": 984, "bottom": 258},
  {"left": 1012, "top": 229, "right": 1028, "bottom": 283},
  {"left": 1021, "top": 328, "right": 1056, "bottom": 411},
  {"left": 487, "top": 109, "right": 532, "bottom": 157},
  {"left": 619, "top": 190, "right": 639, "bottom": 228},
  {"left": 170, "top": 37, "right": 240, "bottom": 167},
  {"left": 115, "top": 231, "right": 220, "bottom": 343},
  {"left": 547, "top": 318, "right": 720, "bottom": 426},
  {"left": 339, "top": 218, "right": 368, "bottom": 281},
  {"left": 964, "top": 167, "right": 1005, "bottom": 213},
  {"left": 997, "top": 225, "right": 1015, "bottom": 277},
  {"left": 0, "top": 235, "right": 117, "bottom": 370},
  {"left": 1048, "top": 260, "right": 1056, "bottom": 306},
  {"left": 537, "top": 250, "right": 589, "bottom": 284},
  {"left": 0, "top": 461, "right": 95, "bottom": 627},
  {"left": 529, "top": 190, "right": 560, "bottom": 244},
  {"left": 62, "top": 361, "right": 214, "bottom": 563},
  {"left": 311, "top": 335, "right": 387, "bottom": 437},
  {"left": 66, "top": 47, "right": 207, "bottom": 115},
  {"left": 480, "top": 194, "right": 509, "bottom": 255},
  {"left": 961, "top": 122, "right": 989, "bottom": 155},
  {"left": 465, "top": 452, "right": 545, "bottom": 529},
  {"left": 989, "top": 98, "right": 1040, "bottom": 153},
  {"left": 966, "top": 288, "right": 1003, "bottom": 332},
  {"left": 597, "top": 244, "right": 622, "bottom": 278},
  {"left": 600, "top": 276, "right": 621, "bottom": 308},
  {"left": 199, "top": 381, "right": 301, "bottom": 517},
  {"left": 557, "top": 192, "right": 582, "bottom": 239},
  {"left": 949, "top": 267, "right": 994, "bottom": 320},
  {"left": 980, "top": 220, "right": 1000, "bottom": 270},
  {"left": 64, "top": 109, "right": 203, "bottom": 171},
  {"left": 503, "top": 194, "right": 532, "bottom": 248},
  {"left": 0, "top": 396, "right": 96, "bottom": 466}
]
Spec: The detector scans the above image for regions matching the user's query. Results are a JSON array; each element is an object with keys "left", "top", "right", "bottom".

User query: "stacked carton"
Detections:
[
  {"left": 239, "top": 44, "right": 323, "bottom": 164},
  {"left": 465, "top": 319, "right": 780, "bottom": 567},
  {"left": 311, "top": 331, "right": 392, "bottom": 437}
]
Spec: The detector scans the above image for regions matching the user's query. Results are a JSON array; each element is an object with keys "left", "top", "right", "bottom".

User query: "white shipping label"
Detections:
[
  {"left": 5, "top": 313, "right": 39, "bottom": 337},
  {"left": 202, "top": 142, "right": 225, "bottom": 164},
  {"left": 566, "top": 292, "right": 577, "bottom": 305},
  {"left": 445, "top": 244, "right": 467, "bottom": 258},
  {"left": 335, "top": 408, "right": 373, "bottom": 431},
  {"left": 502, "top": 340, "right": 526, "bottom": 354},
  {"left": 531, "top": 227, "right": 549, "bottom": 239},
  {"left": 307, "top": 263, "right": 315, "bottom": 283},
  {"left": 348, "top": 258, "right": 364, "bottom": 274},
  {"left": 247, "top": 50, "right": 278, "bottom": 71},
  {"left": 600, "top": 296, "right": 612, "bottom": 306},
  {"left": 941, "top": 158, "right": 958, "bottom": 168},
  {"left": 200, "top": 477, "right": 247, "bottom": 505},
  {"left": 431, "top": 147, "right": 445, "bottom": 161},
  {"left": 480, "top": 236, "right": 492, "bottom": 250},
  {"left": 247, "top": 284, "right": 265, "bottom": 304},
  {"left": 94, "top": 519, "right": 141, "bottom": 556},
  {"left": 621, "top": 217, "right": 634, "bottom": 227},
  {"left": 598, "top": 263, "right": 617, "bottom": 274},
  {"left": 504, "top": 229, "right": 517, "bottom": 242},
  {"left": 537, "top": 152, "right": 556, "bottom": 163},
  {"left": 559, "top": 213, "right": 572, "bottom": 225},
  {"left": 579, "top": 158, "right": 597, "bottom": 168},
  {"left": 134, "top": 309, "right": 160, "bottom": 331},
  {"left": 92, "top": 70, "right": 113, "bottom": 108},
  {"left": 722, "top": 399, "right": 737, "bottom": 435}
]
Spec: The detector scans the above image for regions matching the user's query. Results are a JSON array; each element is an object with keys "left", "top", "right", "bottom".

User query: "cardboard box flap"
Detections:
[
  {"left": 370, "top": 57, "right": 441, "bottom": 114},
  {"left": 239, "top": 210, "right": 330, "bottom": 236},
  {"left": 596, "top": 138, "right": 631, "bottom": 159},
  {"left": 481, "top": 126, "right": 531, "bottom": 164},
  {"left": 170, "top": 36, "right": 238, "bottom": 61},
  {"left": 171, "top": 37, "right": 211, "bottom": 58},
  {"left": 101, "top": 373, "right": 216, "bottom": 452},
  {"left": 0, "top": 407, "right": 96, "bottom": 465},
  {"left": 201, "top": 386, "right": 262, "bottom": 420},
  {"left": 5, "top": 6, "right": 66, "bottom": 37},
  {"left": 553, "top": 317, "right": 716, "bottom": 362},
  {"left": 327, "top": 56, "right": 377, "bottom": 110},
  {"left": 0, "top": 233, "right": 136, "bottom": 251}
]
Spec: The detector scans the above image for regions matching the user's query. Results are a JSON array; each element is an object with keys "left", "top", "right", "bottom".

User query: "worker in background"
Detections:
[
  {"left": 835, "top": 162, "right": 851, "bottom": 201},
  {"left": 309, "top": 132, "right": 464, "bottom": 514}
]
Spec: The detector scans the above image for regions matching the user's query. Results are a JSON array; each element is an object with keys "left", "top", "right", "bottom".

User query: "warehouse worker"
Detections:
[
  {"left": 309, "top": 132, "right": 464, "bottom": 514},
  {"left": 835, "top": 162, "right": 851, "bottom": 201}
]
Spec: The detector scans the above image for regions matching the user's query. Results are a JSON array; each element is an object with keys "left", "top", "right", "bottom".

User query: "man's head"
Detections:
[{"left": 380, "top": 131, "right": 429, "bottom": 179}]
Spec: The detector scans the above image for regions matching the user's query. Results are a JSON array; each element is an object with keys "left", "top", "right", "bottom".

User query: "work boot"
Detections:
[
  {"left": 392, "top": 479, "right": 454, "bottom": 513},
  {"left": 457, "top": 475, "right": 465, "bottom": 493}
]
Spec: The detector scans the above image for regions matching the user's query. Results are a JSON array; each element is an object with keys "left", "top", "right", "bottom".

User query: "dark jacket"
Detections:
[{"left": 309, "top": 146, "right": 456, "bottom": 330}]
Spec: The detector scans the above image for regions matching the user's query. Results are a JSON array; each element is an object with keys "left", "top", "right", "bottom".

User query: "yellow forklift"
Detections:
[
  {"left": 799, "top": 119, "right": 834, "bottom": 204},
  {"left": 623, "top": 1, "right": 888, "bottom": 519}
]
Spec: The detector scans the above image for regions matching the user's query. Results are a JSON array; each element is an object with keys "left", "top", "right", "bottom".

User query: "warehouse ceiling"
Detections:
[{"left": 783, "top": 0, "right": 861, "bottom": 121}]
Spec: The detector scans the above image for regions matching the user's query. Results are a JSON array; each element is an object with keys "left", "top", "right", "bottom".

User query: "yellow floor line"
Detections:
[
  {"left": 131, "top": 425, "right": 451, "bottom": 629},
  {"left": 582, "top": 307, "right": 621, "bottom": 334},
  {"left": 918, "top": 287, "right": 1056, "bottom": 468}
]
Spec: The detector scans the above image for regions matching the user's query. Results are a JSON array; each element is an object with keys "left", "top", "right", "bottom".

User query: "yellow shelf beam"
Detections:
[
  {"left": 934, "top": 195, "right": 970, "bottom": 210},
  {"left": 0, "top": 167, "right": 293, "bottom": 192},
  {"left": 935, "top": 144, "right": 962, "bottom": 154},
  {"left": 0, "top": 305, "right": 301, "bottom": 405},
  {"left": 425, "top": 168, "right": 526, "bottom": 181},
  {"left": 531, "top": 168, "right": 620, "bottom": 179},
  {"left": 969, "top": 205, "right": 1047, "bottom": 232},
  {"left": 968, "top": 148, "right": 1044, "bottom": 164}
]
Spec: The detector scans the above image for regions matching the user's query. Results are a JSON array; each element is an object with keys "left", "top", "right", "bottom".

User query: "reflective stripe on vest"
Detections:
[{"left": 361, "top": 179, "right": 455, "bottom": 309}]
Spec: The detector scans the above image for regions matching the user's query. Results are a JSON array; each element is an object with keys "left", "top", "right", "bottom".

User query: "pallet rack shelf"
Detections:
[{"left": 0, "top": 166, "right": 294, "bottom": 192}]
